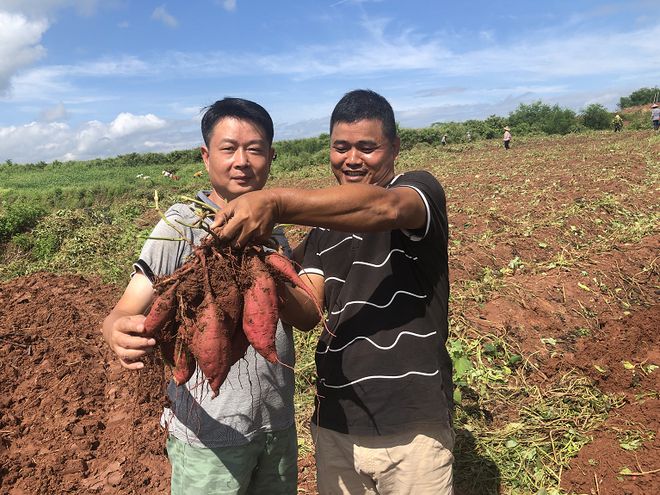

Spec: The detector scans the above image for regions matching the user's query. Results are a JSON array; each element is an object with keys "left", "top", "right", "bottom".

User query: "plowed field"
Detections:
[{"left": 1, "top": 131, "right": 658, "bottom": 494}]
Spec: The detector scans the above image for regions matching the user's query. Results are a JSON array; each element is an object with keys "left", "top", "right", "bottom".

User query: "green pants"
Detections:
[{"left": 167, "top": 426, "right": 298, "bottom": 495}]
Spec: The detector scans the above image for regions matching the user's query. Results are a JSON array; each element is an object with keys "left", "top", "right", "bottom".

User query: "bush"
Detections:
[
  {"left": 399, "top": 127, "right": 443, "bottom": 150},
  {"left": 276, "top": 134, "right": 329, "bottom": 155},
  {"left": 580, "top": 104, "right": 611, "bottom": 130},
  {"left": 508, "top": 101, "right": 577, "bottom": 135},
  {"left": 2, "top": 202, "right": 148, "bottom": 283},
  {"left": 0, "top": 201, "right": 45, "bottom": 241},
  {"left": 274, "top": 149, "right": 327, "bottom": 173}
]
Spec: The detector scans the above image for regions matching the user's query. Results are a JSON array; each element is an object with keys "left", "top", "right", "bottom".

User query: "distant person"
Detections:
[
  {"left": 441, "top": 133, "right": 447, "bottom": 146},
  {"left": 102, "top": 97, "right": 317, "bottom": 495},
  {"left": 612, "top": 114, "right": 623, "bottom": 132},
  {"left": 466, "top": 130, "right": 472, "bottom": 142},
  {"left": 652, "top": 103, "right": 660, "bottom": 131},
  {"left": 503, "top": 126, "right": 512, "bottom": 150}
]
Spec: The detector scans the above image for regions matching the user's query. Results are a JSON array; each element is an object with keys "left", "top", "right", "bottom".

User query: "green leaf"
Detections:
[
  {"left": 483, "top": 343, "right": 498, "bottom": 355},
  {"left": 508, "top": 354, "right": 523, "bottom": 365},
  {"left": 453, "top": 356, "right": 473, "bottom": 378},
  {"left": 619, "top": 439, "right": 642, "bottom": 451},
  {"left": 453, "top": 387, "right": 462, "bottom": 404},
  {"left": 541, "top": 337, "right": 557, "bottom": 346},
  {"left": 622, "top": 361, "right": 635, "bottom": 370},
  {"left": 505, "top": 439, "right": 518, "bottom": 448}
]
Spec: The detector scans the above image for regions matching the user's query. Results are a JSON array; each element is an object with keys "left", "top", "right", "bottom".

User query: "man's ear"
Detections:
[
  {"left": 392, "top": 136, "right": 401, "bottom": 158},
  {"left": 265, "top": 147, "right": 276, "bottom": 176},
  {"left": 201, "top": 146, "right": 210, "bottom": 172}
]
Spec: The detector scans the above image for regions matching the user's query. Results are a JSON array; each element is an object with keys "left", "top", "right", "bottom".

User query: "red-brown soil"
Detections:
[
  {"left": 0, "top": 273, "right": 170, "bottom": 494},
  {"left": 1, "top": 131, "right": 658, "bottom": 494},
  {"left": 4, "top": 272, "right": 656, "bottom": 494}
]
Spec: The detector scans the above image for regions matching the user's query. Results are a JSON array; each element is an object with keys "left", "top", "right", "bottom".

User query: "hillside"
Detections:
[{"left": 1, "top": 130, "right": 658, "bottom": 494}]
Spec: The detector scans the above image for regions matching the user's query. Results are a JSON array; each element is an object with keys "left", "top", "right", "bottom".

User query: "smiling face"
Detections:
[
  {"left": 330, "top": 119, "right": 400, "bottom": 187},
  {"left": 201, "top": 117, "right": 274, "bottom": 204}
]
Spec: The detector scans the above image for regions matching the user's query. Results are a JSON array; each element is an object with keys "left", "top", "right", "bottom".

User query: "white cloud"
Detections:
[
  {"left": 0, "top": 113, "right": 198, "bottom": 164},
  {"left": 39, "top": 102, "right": 69, "bottom": 122},
  {"left": 0, "top": 12, "right": 48, "bottom": 94},
  {"left": 256, "top": 21, "right": 447, "bottom": 79},
  {"left": 152, "top": 5, "right": 178, "bottom": 28},
  {"left": 427, "top": 23, "right": 660, "bottom": 81},
  {"left": 108, "top": 112, "right": 166, "bottom": 138},
  {"left": 5, "top": 56, "right": 149, "bottom": 103},
  {"left": 249, "top": 19, "right": 660, "bottom": 82},
  {"left": 5, "top": 16, "right": 658, "bottom": 108},
  {"left": 222, "top": 0, "right": 236, "bottom": 12}
]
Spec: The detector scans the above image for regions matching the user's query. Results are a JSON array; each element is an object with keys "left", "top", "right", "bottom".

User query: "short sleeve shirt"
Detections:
[
  {"left": 136, "top": 191, "right": 295, "bottom": 448},
  {"left": 300, "top": 171, "right": 453, "bottom": 435}
]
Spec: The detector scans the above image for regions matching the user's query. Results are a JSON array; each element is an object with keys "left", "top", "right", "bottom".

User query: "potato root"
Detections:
[
  {"left": 149, "top": 241, "right": 323, "bottom": 397},
  {"left": 242, "top": 256, "right": 279, "bottom": 364}
]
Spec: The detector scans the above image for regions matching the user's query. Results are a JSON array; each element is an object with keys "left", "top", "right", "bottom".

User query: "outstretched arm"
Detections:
[{"left": 212, "top": 183, "right": 427, "bottom": 247}]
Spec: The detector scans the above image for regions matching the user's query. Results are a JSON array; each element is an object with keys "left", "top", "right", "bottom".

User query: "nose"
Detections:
[
  {"left": 346, "top": 147, "right": 362, "bottom": 166},
  {"left": 234, "top": 147, "right": 249, "bottom": 166}
]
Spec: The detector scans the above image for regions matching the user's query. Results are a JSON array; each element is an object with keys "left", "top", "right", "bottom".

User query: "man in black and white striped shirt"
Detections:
[{"left": 214, "top": 89, "right": 455, "bottom": 495}]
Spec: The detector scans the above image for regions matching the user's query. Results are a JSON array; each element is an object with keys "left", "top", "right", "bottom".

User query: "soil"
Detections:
[
  {"left": 0, "top": 131, "right": 658, "bottom": 494},
  {"left": 0, "top": 273, "right": 170, "bottom": 495}
]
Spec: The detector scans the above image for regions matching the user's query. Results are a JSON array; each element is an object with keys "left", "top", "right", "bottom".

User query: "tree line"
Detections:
[
  {"left": 422, "top": 86, "right": 659, "bottom": 148},
  {"left": 3, "top": 87, "right": 658, "bottom": 168}
]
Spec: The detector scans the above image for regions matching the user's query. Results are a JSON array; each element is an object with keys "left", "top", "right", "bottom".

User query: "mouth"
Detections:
[
  {"left": 342, "top": 170, "right": 367, "bottom": 178},
  {"left": 232, "top": 175, "right": 253, "bottom": 183}
]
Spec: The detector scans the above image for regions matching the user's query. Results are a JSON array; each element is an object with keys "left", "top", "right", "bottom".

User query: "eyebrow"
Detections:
[
  {"left": 332, "top": 139, "right": 379, "bottom": 146},
  {"left": 217, "top": 138, "right": 267, "bottom": 146}
]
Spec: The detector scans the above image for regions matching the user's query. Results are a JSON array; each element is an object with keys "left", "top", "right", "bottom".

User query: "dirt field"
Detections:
[{"left": 0, "top": 131, "right": 657, "bottom": 494}]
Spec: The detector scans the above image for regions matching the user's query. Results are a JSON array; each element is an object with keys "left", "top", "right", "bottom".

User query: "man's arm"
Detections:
[
  {"left": 101, "top": 273, "right": 156, "bottom": 370},
  {"left": 213, "top": 183, "right": 427, "bottom": 247},
  {"left": 278, "top": 272, "right": 324, "bottom": 332}
]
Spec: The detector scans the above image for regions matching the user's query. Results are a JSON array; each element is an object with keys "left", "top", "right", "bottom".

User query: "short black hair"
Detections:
[
  {"left": 201, "top": 98, "right": 274, "bottom": 146},
  {"left": 330, "top": 89, "right": 397, "bottom": 142}
]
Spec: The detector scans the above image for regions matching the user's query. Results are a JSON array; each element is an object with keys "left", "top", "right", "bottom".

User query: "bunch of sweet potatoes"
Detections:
[{"left": 143, "top": 242, "right": 315, "bottom": 397}]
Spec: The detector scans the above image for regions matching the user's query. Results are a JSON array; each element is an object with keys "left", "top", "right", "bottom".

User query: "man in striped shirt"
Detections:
[{"left": 214, "top": 89, "right": 455, "bottom": 494}]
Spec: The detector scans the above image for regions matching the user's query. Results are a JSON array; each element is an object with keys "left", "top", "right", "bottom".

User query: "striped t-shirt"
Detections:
[{"left": 300, "top": 171, "right": 453, "bottom": 435}]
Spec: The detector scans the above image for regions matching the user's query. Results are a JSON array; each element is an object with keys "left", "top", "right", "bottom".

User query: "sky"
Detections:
[{"left": 0, "top": 0, "right": 658, "bottom": 164}]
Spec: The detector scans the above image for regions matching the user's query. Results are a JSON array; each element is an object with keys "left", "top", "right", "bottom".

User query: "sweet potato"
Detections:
[
  {"left": 190, "top": 293, "right": 236, "bottom": 396},
  {"left": 157, "top": 321, "right": 178, "bottom": 367},
  {"left": 144, "top": 285, "right": 177, "bottom": 338},
  {"left": 242, "top": 256, "right": 279, "bottom": 364},
  {"left": 172, "top": 338, "right": 196, "bottom": 385}
]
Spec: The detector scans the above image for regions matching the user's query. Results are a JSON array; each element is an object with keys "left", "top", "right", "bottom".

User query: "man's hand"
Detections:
[
  {"left": 212, "top": 190, "right": 279, "bottom": 247},
  {"left": 104, "top": 314, "right": 156, "bottom": 370}
]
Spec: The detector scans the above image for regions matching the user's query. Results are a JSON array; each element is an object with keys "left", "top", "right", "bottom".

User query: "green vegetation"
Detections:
[
  {"left": 579, "top": 103, "right": 612, "bottom": 130},
  {"left": 1, "top": 91, "right": 658, "bottom": 494},
  {"left": 429, "top": 99, "right": 654, "bottom": 143},
  {"left": 619, "top": 86, "right": 660, "bottom": 109}
]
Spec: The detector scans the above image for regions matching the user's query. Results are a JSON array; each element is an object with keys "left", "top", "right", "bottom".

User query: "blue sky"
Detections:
[{"left": 0, "top": 0, "right": 658, "bottom": 164}]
